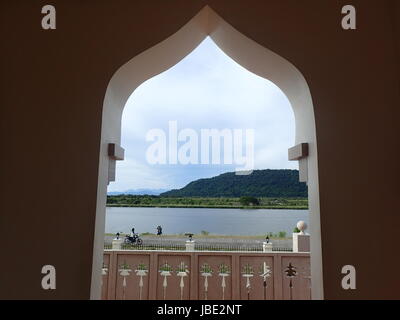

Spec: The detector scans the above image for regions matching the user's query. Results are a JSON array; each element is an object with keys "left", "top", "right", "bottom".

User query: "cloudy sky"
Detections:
[{"left": 108, "top": 37, "right": 297, "bottom": 192}]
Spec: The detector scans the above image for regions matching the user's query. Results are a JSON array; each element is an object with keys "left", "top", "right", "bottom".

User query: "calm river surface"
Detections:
[{"left": 105, "top": 207, "right": 309, "bottom": 236}]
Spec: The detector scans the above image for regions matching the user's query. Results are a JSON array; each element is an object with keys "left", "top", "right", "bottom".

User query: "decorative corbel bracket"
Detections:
[
  {"left": 288, "top": 143, "right": 309, "bottom": 183},
  {"left": 107, "top": 143, "right": 125, "bottom": 184}
]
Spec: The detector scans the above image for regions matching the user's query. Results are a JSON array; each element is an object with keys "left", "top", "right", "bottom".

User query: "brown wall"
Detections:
[{"left": 0, "top": 0, "right": 399, "bottom": 299}]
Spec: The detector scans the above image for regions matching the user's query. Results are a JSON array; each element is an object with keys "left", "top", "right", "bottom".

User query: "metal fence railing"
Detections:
[
  {"left": 195, "top": 243, "right": 263, "bottom": 252},
  {"left": 120, "top": 242, "right": 186, "bottom": 251},
  {"left": 104, "top": 241, "right": 292, "bottom": 252},
  {"left": 272, "top": 247, "right": 293, "bottom": 252}
]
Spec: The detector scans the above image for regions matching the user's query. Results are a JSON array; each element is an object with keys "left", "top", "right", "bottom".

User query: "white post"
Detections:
[
  {"left": 185, "top": 240, "right": 195, "bottom": 252},
  {"left": 263, "top": 241, "right": 273, "bottom": 252},
  {"left": 293, "top": 221, "right": 310, "bottom": 252},
  {"left": 112, "top": 237, "right": 123, "bottom": 250}
]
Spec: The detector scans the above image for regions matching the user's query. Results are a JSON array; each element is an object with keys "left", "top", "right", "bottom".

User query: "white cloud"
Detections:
[{"left": 108, "top": 37, "right": 296, "bottom": 192}]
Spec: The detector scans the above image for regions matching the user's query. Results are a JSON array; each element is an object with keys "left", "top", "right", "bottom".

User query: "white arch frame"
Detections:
[{"left": 93, "top": 6, "right": 323, "bottom": 299}]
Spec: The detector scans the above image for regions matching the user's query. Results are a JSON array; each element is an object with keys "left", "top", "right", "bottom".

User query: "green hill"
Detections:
[{"left": 161, "top": 169, "right": 307, "bottom": 198}]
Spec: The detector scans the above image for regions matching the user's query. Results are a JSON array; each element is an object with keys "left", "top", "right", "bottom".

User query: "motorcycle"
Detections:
[{"left": 124, "top": 233, "right": 143, "bottom": 245}]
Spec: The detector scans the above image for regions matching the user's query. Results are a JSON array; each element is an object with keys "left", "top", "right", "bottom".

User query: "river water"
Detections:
[{"left": 105, "top": 207, "right": 309, "bottom": 236}]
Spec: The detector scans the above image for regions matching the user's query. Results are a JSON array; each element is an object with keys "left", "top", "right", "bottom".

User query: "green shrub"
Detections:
[
  {"left": 278, "top": 231, "right": 287, "bottom": 238},
  {"left": 239, "top": 196, "right": 260, "bottom": 206}
]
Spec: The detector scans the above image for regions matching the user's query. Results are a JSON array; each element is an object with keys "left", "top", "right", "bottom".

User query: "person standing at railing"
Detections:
[{"left": 157, "top": 225, "right": 162, "bottom": 236}]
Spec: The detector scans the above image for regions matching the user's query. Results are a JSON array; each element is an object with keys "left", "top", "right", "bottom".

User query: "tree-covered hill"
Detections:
[{"left": 160, "top": 169, "right": 307, "bottom": 198}]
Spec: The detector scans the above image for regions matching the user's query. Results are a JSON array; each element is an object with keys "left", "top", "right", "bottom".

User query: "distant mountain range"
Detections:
[
  {"left": 160, "top": 169, "right": 307, "bottom": 198},
  {"left": 107, "top": 188, "right": 169, "bottom": 196}
]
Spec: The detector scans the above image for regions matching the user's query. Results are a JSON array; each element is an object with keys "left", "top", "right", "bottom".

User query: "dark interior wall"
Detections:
[
  {"left": 393, "top": 0, "right": 400, "bottom": 90},
  {"left": 0, "top": 0, "right": 399, "bottom": 299}
]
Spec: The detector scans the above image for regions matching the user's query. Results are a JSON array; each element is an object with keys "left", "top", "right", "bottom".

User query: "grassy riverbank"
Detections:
[{"left": 107, "top": 195, "right": 308, "bottom": 210}]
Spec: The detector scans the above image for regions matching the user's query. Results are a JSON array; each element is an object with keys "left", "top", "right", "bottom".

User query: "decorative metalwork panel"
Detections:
[
  {"left": 176, "top": 262, "right": 190, "bottom": 300},
  {"left": 115, "top": 254, "right": 151, "bottom": 300},
  {"left": 218, "top": 263, "right": 231, "bottom": 301},
  {"left": 200, "top": 263, "right": 213, "bottom": 300},
  {"left": 198, "top": 256, "right": 232, "bottom": 300},
  {"left": 156, "top": 255, "right": 191, "bottom": 300},
  {"left": 103, "top": 251, "right": 310, "bottom": 300},
  {"left": 135, "top": 263, "right": 149, "bottom": 300},
  {"left": 281, "top": 256, "right": 310, "bottom": 300},
  {"left": 239, "top": 256, "right": 274, "bottom": 300}
]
